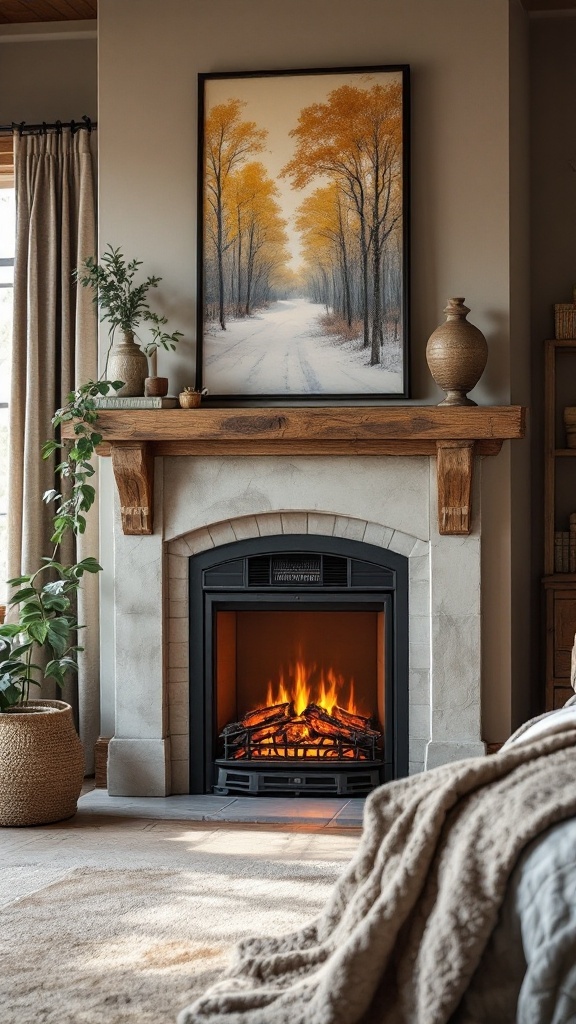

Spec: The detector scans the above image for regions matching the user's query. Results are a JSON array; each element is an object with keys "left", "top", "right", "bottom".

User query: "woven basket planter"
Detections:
[{"left": 0, "top": 700, "right": 84, "bottom": 827}]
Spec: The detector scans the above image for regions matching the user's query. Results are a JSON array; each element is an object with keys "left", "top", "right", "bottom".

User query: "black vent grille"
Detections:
[
  {"left": 203, "top": 553, "right": 394, "bottom": 590},
  {"left": 322, "top": 555, "right": 348, "bottom": 587},
  {"left": 248, "top": 556, "right": 271, "bottom": 587},
  {"left": 203, "top": 558, "right": 244, "bottom": 588},
  {"left": 350, "top": 559, "right": 394, "bottom": 589}
]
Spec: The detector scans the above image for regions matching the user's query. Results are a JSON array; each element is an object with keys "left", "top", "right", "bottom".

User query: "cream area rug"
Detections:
[{"left": 0, "top": 827, "right": 357, "bottom": 1024}]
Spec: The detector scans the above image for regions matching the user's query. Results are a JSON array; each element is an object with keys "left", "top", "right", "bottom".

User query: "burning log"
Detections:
[
  {"left": 249, "top": 722, "right": 291, "bottom": 744},
  {"left": 305, "top": 703, "right": 363, "bottom": 742},
  {"left": 240, "top": 702, "right": 292, "bottom": 729},
  {"left": 330, "top": 705, "right": 380, "bottom": 737},
  {"left": 284, "top": 718, "right": 311, "bottom": 744}
]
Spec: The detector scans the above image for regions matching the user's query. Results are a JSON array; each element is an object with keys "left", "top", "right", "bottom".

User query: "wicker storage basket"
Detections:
[
  {"left": 555, "top": 304, "right": 576, "bottom": 340},
  {"left": 0, "top": 700, "right": 84, "bottom": 827}
]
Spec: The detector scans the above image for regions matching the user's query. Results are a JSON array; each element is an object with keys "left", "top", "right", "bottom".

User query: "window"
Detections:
[{"left": 0, "top": 187, "right": 15, "bottom": 606}]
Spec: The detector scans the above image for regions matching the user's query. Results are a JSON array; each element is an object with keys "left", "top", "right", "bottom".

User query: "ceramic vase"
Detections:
[
  {"left": 426, "top": 298, "right": 488, "bottom": 406},
  {"left": 108, "top": 330, "right": 148, "bottom": 397}
]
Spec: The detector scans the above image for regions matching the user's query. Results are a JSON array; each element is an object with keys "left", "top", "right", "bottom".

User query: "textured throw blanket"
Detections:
[{"left": 178, "top": 729, "right": 576, "bottom": 1024}]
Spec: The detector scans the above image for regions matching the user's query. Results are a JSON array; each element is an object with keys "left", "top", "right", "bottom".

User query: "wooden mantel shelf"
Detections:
[{"left": 66, "top": 405, "right": 525, "bottom": 537}]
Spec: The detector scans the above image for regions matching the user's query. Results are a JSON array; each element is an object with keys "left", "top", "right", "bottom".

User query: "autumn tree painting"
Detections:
[
  {"left": 199, "top": 68, "right": 408, "bottom": 398},
  {"left": 283, "top": 81, "right": 404, "bottom": 367}
]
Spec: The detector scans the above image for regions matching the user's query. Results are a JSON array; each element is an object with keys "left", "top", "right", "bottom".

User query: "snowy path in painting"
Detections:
[{"left": 203, "top": 298, "right": 402, "bottom": 396}]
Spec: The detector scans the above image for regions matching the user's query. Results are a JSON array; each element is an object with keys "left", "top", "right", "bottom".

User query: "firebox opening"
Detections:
[
  {"left": 189, "top": 535, "right": 409, "bottom": 794},
  {"left": 215, "top": 609, "right": 385, "bottom": 762}
]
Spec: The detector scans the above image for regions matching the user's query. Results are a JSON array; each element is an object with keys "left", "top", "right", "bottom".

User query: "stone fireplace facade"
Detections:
[{"left": 106, "top": 454, "right": 485, "bottom": 796}]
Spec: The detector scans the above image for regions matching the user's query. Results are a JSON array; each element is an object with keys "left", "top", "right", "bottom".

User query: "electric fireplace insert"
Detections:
[{"left": 188, "top": 536, "right": 408, "bottom": 795}]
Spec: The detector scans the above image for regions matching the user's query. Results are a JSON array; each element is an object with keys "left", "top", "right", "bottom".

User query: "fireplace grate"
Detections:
[
  {"left": 223, "top": 736, "right": 379, "bottom": 761},
  {"left": 214, "top": 761, "right": 382, "bottom": 796}
]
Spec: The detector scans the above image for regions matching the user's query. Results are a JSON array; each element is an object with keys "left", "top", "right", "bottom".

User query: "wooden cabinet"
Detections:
[{"left": 543, "top": 339, "right": 576, "bottom": 710}]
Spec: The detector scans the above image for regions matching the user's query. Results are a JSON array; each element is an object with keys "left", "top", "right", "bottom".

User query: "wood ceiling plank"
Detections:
[
  {"left": 46, "top": 0, "right": 96, "bottom": 20},
  {"left": 0, "top": 0, "right": 96, "bottom": 21},
  {"left": 0, "top": 2, "right": 45, "bottom": 22}
]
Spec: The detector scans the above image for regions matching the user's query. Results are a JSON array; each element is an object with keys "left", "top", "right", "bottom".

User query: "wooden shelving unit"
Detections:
[{"left": 543, "top": 339, "right": 576, "bottom": 710}]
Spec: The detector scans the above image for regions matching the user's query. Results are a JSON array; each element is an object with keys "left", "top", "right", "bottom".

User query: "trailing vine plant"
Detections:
[
  {"left": 0, "top": 378, "right": 122, "bottom": 710},
  {"left": 0, "top": 245, "right": 182, "bottom": 712}
]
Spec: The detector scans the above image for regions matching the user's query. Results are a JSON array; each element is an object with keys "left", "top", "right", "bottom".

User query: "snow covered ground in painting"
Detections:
[{"left": 203, "top": 298, "right": 403, "bottom": 396}]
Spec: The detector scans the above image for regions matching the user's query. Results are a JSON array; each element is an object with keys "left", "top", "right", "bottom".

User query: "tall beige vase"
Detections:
[
  {"left": 426, "top": 298, "right": 488, "bottom": 406},
  {"left": 108, "top": 330, "right": 148, "bottom": 397}
]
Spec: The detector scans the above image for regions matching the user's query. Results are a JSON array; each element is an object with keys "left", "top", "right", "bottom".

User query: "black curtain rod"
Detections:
[{"left": 0, "top": 116, "right": 96, "bottom": 136}]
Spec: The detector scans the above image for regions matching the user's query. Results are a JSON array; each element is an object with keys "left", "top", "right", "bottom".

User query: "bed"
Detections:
[{"left": 178, "top": 701, "right": 576, "bottom": 1024}]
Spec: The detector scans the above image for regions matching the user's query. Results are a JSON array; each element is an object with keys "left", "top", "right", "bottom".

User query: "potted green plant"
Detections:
[
  {"left": 75, "top": 245, "right": 183, "bottom": 398},
  {"left": 0, "top": 379, "right": 120, "bottom": 826}
]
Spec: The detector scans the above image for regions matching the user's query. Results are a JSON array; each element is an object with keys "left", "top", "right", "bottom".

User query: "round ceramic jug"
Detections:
[
  {"left": 108, "top": 330, "right": 148, "bottom": 397},
  {"left": 426, "top": 298, "right": 488, "bottom": 406}
]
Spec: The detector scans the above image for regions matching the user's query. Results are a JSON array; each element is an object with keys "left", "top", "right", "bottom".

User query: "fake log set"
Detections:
[{"left": 220, "top": 700, "right": 381, "bottom": 761}]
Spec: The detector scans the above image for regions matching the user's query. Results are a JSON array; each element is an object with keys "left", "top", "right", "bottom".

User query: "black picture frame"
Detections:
[{"left": 196, "top": 65, "right": 410, "bottom": 402}]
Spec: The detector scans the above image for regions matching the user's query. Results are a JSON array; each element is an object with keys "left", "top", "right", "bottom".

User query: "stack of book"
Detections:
[
  {"left": 554, "top": 512, "right": 576, "bottom": 572},
  {"left": 92, "top": 396, "right": 179, "bottom": 409}
]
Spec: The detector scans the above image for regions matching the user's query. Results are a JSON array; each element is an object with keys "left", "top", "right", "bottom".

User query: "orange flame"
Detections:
[{"left": 264, "top": 658, "right": 359, "bottom": 717}]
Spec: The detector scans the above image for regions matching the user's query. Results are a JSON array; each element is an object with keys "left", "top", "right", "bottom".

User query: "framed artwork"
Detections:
[{"left": 196, "top": 65, "right": 410, "bottom": 401}]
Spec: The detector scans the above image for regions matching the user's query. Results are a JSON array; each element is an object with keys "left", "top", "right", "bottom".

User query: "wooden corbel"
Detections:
[
  {"left": 110, "top": 442, "right": 154, "bottom": 535},
  {"left": 436, "top": 440, "right": 476, "bottom": 536}
]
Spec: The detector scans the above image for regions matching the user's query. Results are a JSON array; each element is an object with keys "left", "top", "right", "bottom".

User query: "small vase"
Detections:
[
  {"left": 108, "top": 330, "right": 148, "bottom": 397},
  {"left": 426, "top": 298, "right": 488, "bottom": 406},
  {"left": 179, "top": 390, "right": 202, "bottom": 409},
  {"left": 144, "top": 376, "right": 169, "bottom": 397}
]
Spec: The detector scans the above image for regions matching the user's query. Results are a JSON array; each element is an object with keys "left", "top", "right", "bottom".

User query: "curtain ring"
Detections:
[{"left": 55, "top": 120, "right": 62, "bottom": 136}]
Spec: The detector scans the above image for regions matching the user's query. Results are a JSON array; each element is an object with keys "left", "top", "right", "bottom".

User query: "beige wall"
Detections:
[
  {"left": 0, "top": 23, "right": 97, "bottom": 125},
  {"left": 97, "top": 0, "right": 530, "bottom": 741}
]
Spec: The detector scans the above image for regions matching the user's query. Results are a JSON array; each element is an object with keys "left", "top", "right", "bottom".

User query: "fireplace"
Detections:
[{"left": 189, "top": 536, "right": 408, "bottom": 795}]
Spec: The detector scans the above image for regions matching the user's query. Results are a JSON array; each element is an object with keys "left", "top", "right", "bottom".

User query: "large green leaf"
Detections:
[
  {"left": 0, "top": 624, "right": 21, "bottom": 638},
  {"left": 75, "top": 557, "right": 103, "bottom": 575},
  {"left": 46, "top": 624, "right": 71, "bottom": 657},
  {"left": 40, "top": 596, "right": 69, "bottom": 613},
  {"left": 8, "top": 587, "right": 38, "bottom": 605},
  {"left": 27, "top": 621, "right": 50, "bottom": 645}
]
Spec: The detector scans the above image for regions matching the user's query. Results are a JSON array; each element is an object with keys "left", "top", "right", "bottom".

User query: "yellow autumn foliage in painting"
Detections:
[{"left": 282, "top": 82, "right": 403, "bottom": 365}]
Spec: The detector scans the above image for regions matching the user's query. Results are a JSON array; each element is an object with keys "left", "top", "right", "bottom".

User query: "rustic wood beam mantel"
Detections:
[{"left": 63, "top": 406, "right": 526, "bottom": 537}]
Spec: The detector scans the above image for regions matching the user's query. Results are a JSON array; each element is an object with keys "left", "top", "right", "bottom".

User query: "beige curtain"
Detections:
[{"left": 8, "top": 128, "right": 99, "bottom": 772}]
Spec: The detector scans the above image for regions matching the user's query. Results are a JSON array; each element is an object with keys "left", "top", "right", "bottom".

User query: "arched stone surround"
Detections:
[{"left": 166, "top": 512, "right": 431, "bottom": 793}]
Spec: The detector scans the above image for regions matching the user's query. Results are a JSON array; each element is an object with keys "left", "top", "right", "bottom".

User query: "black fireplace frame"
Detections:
[{"left": 188, "top": 535, "right": 409, "bottom": 794}]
